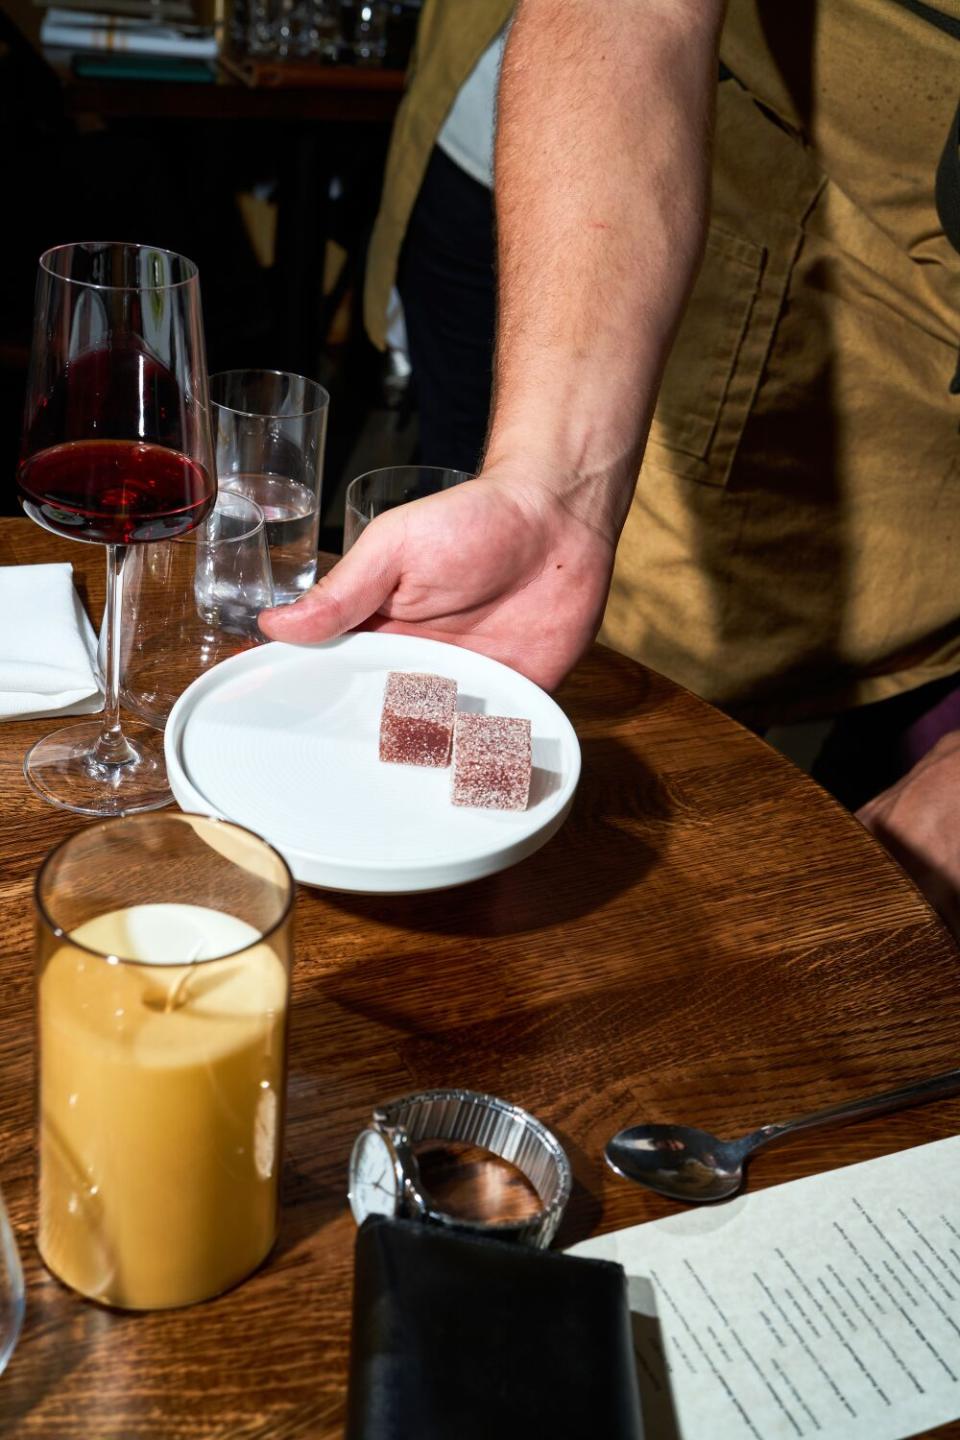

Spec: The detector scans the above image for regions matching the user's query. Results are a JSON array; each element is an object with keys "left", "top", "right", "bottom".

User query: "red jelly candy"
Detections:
[
  {"left": 452, "top": 713, "right": 532, "bottom": 811},
  {"left": 379, "top": 671, "right": 457, "bottom": 767}
]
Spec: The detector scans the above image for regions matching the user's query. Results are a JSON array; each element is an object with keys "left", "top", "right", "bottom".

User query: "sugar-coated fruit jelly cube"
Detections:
[
  {"left": 379, "top": 671, "right": 458, "bottom": 767},
  {"left": 452, "top": 713, "right": 532, "bottom": 811}
]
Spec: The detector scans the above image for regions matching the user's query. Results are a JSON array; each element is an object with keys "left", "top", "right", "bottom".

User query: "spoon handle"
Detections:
[{"left": 752, "top": 1066, "right": 960, "bottom": 1150}]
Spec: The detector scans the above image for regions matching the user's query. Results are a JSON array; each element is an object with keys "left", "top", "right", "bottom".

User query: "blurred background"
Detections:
[{"left": 0, "top": 0, "right": 423, "bottom": 552}]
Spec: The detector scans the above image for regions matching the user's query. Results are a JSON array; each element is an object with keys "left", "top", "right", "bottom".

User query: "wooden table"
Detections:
[{"left": 2, "top": 517, "right": 959, "bottom": 1438}]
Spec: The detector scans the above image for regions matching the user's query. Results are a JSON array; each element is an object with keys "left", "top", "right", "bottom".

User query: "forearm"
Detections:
[{"left": 486, "top": 0, "right": 726, "bottom": 539}]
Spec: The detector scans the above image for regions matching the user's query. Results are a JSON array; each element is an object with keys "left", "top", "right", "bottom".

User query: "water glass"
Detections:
[
  {"left": 121, "top": 493, "right": 273, "bottom": 729},
  {"left": 343, "top": 465, "right": 473, "bottom": 552},
  {"left": 0, "top": 1185, "right": 24, "bottom": 1376},
  {"left": 211, "top": 370, "right": 329, "bottom": 605},
  {"left": 35, "top": 813, "right": 294, "bottom": 1311}
]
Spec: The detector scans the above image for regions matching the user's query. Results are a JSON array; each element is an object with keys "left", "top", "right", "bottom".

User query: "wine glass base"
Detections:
[{"left": 24, "top": 720, "right": 173, "bottom": 817}]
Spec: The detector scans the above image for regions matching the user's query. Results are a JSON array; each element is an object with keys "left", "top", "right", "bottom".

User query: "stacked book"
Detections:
[{"left": 39, "top": 0, "right": 220, "bottom": 60}]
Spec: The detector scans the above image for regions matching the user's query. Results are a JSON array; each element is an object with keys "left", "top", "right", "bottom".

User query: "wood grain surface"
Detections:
[{"left": 1, "top": 518, "right": 959, "bottom": 1438}]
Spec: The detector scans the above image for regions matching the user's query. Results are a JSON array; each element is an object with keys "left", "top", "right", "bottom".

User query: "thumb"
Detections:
[{"left": 258, "top": 527, "right": 401, "bottom": 643}]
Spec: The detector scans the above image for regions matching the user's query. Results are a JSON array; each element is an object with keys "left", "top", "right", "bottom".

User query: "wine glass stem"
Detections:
[{"left": 93, "top": 545, "right": 137, "bottom": 770}]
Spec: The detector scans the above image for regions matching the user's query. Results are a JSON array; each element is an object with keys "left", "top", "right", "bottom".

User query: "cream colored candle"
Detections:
[{"left": 38, "top": 903, "right": 288, "bottom": 1310}]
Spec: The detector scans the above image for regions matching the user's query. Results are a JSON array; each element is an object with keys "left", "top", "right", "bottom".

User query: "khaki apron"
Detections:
[{"left": 366, "top": 1, "right": 960, "bottom": 726}]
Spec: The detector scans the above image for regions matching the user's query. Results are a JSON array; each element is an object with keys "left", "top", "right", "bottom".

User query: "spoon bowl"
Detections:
[{"left": 605, "top": 1124, "right": 749, "bottom": 1202}]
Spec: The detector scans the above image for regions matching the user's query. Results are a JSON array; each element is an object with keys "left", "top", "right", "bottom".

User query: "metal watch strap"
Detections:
[{"left": 375, "top": 1088, "right": 572, "bottom": 1248}]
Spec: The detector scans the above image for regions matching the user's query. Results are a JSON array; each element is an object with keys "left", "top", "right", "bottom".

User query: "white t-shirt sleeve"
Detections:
[{"left": 436, "top": 29, "right": 508, "bottom": 191}]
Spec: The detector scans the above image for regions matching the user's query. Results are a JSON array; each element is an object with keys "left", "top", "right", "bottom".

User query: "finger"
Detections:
[
  {"left": 855, "top": 799, "right": 880, "bottom": 830},
  {"left": 258, "top": 526, "right": 402, "bottom": 642}
]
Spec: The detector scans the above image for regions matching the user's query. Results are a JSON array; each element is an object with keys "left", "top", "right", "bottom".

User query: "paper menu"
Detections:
[{"left": 570, "top": 1136, "right": 960, "bottom": 1440}]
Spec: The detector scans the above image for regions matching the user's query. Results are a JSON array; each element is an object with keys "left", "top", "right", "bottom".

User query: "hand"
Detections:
[
  {"left": 258, "top": 465, "right": 617, "bottom": 691},
  {"left": 856, "top": 730, "right": 960, "bottom": 937}
]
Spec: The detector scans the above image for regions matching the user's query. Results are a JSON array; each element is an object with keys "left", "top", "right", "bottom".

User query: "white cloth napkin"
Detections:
[{"left": 0, "top": 563, "right": 103, "bottom": 720}]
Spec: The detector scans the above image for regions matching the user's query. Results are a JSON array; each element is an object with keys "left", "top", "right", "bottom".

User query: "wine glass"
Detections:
[
  {"left": 17, "top": 242, "right": 217, "bottom": 815},
  {"left": 0, "top": 1184, "right": 24, "bottom": 1376}
]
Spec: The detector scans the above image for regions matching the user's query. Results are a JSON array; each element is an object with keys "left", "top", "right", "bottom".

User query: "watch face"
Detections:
[{"left": 349, "top": 1128, "right": 401, "bottom": 1225}]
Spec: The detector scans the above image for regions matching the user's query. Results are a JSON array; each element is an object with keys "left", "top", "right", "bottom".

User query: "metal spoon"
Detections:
[{"left": 605, "top": 1067, "right": 960, "bottom": 1203}]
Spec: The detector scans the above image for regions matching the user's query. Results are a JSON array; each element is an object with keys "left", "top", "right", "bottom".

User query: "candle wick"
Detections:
[{"left": 164, "top": 940, "right": 205, "bottom": 1013}]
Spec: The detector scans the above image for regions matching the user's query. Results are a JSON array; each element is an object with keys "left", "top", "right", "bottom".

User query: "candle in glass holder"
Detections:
[{"left": 36, "top": 816, "right": 293, "bottom": 1311}]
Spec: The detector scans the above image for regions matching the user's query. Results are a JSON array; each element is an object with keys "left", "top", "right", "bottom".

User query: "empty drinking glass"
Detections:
[
  {"left": 211, "top": 370, "right": 329, "bottom": 606},
  {"left": 343, "top": 465, "right": 473, "bottom": 552},
  {"left": 0, "top": 1185, "right": 24, "bottom": 1377},
  {"left": 121, "top": 493, "right": 273, "bottom": 729}
]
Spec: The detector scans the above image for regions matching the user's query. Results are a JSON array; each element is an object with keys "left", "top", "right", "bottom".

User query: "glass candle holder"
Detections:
[{"left": 35, "top": 813, "right": 294, "bottom": 1311}]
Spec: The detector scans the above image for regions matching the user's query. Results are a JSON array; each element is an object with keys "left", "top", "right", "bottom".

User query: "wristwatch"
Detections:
[{"left": 348, "top": 1088, "right": 572, "bottom": 1248}]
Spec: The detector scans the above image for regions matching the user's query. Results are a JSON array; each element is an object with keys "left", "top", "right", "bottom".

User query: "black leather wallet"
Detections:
[{"left": 345, "top": 1216, "right": 644, "bottom": 1440}]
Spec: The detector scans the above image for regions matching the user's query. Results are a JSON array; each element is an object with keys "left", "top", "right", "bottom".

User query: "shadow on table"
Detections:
[
  {"left": 273, "top": 1158, "right": 350, "bottom": 1266},
  {"left": 556, "top": 649, "right": 663, "bottom": 726},
  {"left": 627, "top": 1276, "right": 684, "bottom": 1440},
  {"left": 322, "top": 736, "right": 675, "bottom": 940},
  {"left": 552, "top": 1129, "right": 604, "bottom": 1248},
  {"left": 0, "top": 1275, "right": 102, "bottom": 1429}
]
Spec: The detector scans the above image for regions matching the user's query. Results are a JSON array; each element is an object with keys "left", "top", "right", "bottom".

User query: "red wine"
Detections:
[
  {"left": 18, "top": 440, "right": 214, "bottom": 544},
  {"left": 24, "top": 343, "right": 189, "bottom": 452}
]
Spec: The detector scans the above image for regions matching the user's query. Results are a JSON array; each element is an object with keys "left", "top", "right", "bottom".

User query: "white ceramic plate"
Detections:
[{"left": 165, "top": 634, "right": 581, "bottom": 893}]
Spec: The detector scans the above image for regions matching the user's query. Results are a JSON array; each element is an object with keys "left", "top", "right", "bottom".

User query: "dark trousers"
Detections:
[
  {"left": 810, "top": 673, "right": 960, "bottom": 809},
  {"left": 397, "top": 146, "right": 496, "bottom": 475}
]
